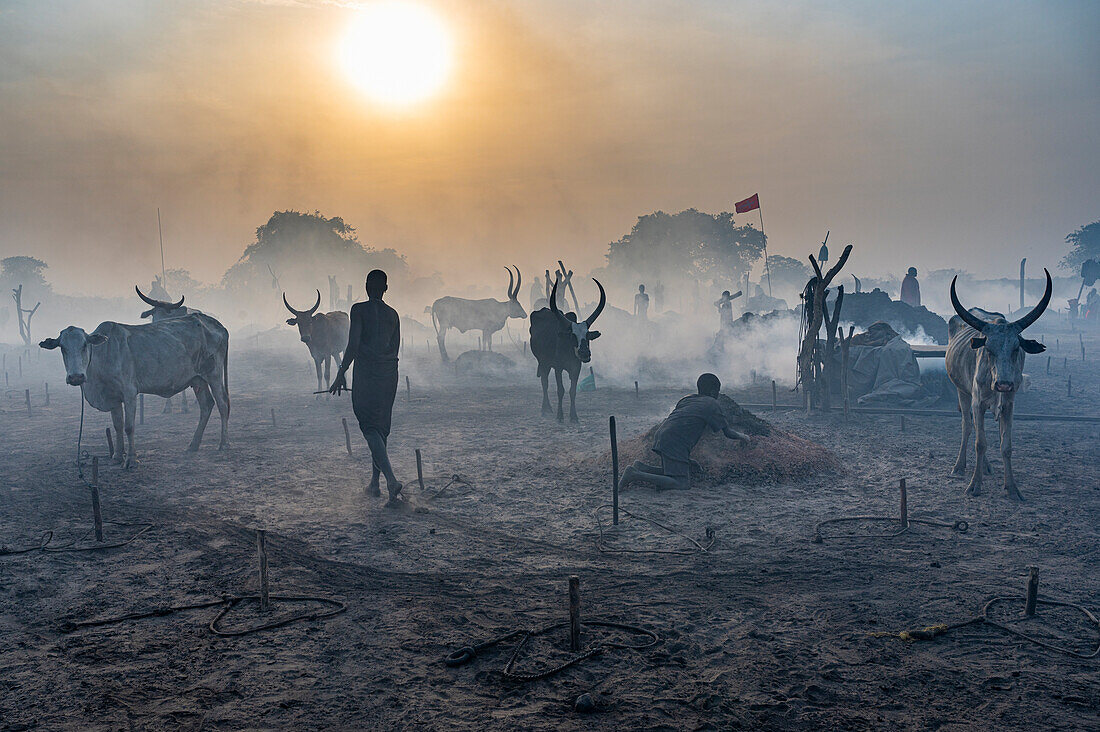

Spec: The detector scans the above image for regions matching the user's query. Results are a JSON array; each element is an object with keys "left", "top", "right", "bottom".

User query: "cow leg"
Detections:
[
  {"left": 998, "top": 399, "right": 1023, "bottom": 501},
  {"left": 314, "top": 357, "right": 324, "bottom": 393},
  {"left": 437, "top": 329, "right": 449, "bottom": 362},
  {"left": 952, "top": 388, "right": 971, "bottom": 476},
  {"left": 188, "top": 382, "right": 215, "bottom": 452},
  {"left": 554, "top": 369, "right": 566, "bottom": 422},
  {"left": 122, "top": 394, "right": 138, "bottom": 469},
  {"left": 568, "top": 370, "right": 579, "bottom": 423},
  {"left": 205, "top": 372, "right": 231, "bottom": 451},
  {"left": 323, "top": 356, "right": 332, "bottom": 391},
  {"left": 965, "top": 397, "right": 986, "bottom": 497},
  {"left": 162, "top": 396, "right": 172, "bottom": 414},
  {"left": 483, "top": 331, "right": 492, "bottom": 351},
  {"left": 110, "top": 406, "right": 125, "bottom": 464},
  {"left": 541, "top": 372, "right": 552, "bottom": 415}
]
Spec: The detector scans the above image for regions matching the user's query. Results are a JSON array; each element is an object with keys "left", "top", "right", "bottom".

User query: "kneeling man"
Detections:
[{"left": 620, "top": 373, "right": 748, "bottom": 491}]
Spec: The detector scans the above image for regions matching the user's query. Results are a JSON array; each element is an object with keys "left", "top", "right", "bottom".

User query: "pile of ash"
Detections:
[{"left": 605, "top": 394, "right": 839, "bottom": 486}]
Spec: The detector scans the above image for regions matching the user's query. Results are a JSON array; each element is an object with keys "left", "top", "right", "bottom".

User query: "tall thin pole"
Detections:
[
  {"left": 758, "top": 206, "right": 772, "bottom": 297},
  {"left": 157, "top": 208, "right": 166, "bottom": 288}
]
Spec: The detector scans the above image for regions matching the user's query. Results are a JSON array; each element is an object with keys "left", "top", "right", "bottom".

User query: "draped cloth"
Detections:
[{"left": 350, "top": 299, "right": 400, "bottom": 439}]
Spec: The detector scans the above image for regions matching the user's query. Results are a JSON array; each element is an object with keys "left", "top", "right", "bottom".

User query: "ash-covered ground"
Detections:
[{"left": 1, "top": 332, "right": 1098, "bottom": 730}]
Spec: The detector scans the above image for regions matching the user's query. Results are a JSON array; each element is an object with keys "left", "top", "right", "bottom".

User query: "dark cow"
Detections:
[
  {"left": 136, "top": 286, "right": 208, "bottom": 413},
  {"left": 946, "top": 270, "right": 1051, "bottom": 500},
  {"left": 529, "top": 279, "right": 605, "bottom": 422},
  {"left": 40, "top": 314, "right": 230, "bottom": 467},
  {"left": 284, "top": 290, "right": 351, "bottom": 392}
]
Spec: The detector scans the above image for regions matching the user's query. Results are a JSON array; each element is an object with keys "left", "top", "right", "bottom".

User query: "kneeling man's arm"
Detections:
[{"left": 723, "top": 426, "right": 749, "bottom": 441}]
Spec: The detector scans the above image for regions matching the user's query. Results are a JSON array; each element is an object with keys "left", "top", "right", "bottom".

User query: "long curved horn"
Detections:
[
  {"left": 505, "top": 267, "right": 514, "bottom": 300},
  {"left": 306, "top": 289, "right": 321, "bottom": 317},
  {"left": 549, "top": 280, "right": 568, "bottom": 324},
  {"left": 283, "top": 292, "right": 301, "bottom": 316},
  {"left": 949, "top": 276, "right": 988, "bottom": 332},
  {"left": 585, "top": 279, "right": 606, "bottom": 326},
  {"left": 135, "top": 286, "right": 183, "bottom": 311},
  {"left": 512, "top": 266, "right": 521, "bottom": 300},
  {"left": 1011, "top": 268, "right": 1052, "bottom": 331}
]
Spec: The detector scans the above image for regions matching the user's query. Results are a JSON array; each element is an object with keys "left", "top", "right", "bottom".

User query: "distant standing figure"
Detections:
[
  {"left": 634, "top": 284, "right": 650, "bottom": 321},
  {"left": 618, "top": 373, "right": 747, "bottom": 491},
  {"left": 714, "top": 290, "right": 741, "bottom": 330},
  {"left": 330, "top": 269, "right": 402, "bottom": 499},
  {"left": 901, "top": 266, "right": 921, "bottom": 308}
]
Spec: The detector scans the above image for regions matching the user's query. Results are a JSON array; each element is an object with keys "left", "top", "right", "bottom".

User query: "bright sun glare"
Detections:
[{"left": 338, "top": 2, "right": 453, "bottom": 107}]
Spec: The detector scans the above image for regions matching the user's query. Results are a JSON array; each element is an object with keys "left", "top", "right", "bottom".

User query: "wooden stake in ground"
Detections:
[
  {"left": 257, "top": 529, "right": 270, "bottom": 613},
  {"left": 105, "top": 428, "right": 114, "bottom": 459},
  {"left": 634, "top": 381, "right": 639, "bottom": 398},
  {"left": 406, "top": 375, "right": 411, "bottom": 402},
  {"left": 899, "top": 478, "right": 907, "bottom": 529},
  {"left": 342, "top": 418, "right": 352, "bottom": 455},
  {"left": 569, "top": 575, "right": 581, "bottom": 652},
  {"left": 772, "top": 380, "right": 778, "bottom": 411},
  {"left": 1081, "top": 334, "right": 1085, "bottom": 361},
  {"left": 610, "top": 416, "right": 619, "bottom": 526},
  {"left": 271, "top": 408, "right": 276, "bottom": 428},
  {"left": 44, "top": 382, "right": 49, "bottom": 406},
  {"left": 25, "top": 388, "right": 31, "bottom": 416},
  {"left": 415, "top": 448, "right": 425, "bottom": 492},
  {"left": 139, "top": 393, "right": 144, "bottom": 425},
  {"left": 1047, "top": 356, "right": 1051, "bottom": 374},
  {"left": 1068, "top": 376, "right": 1072, "bottom": 397},
  {"left": 1024, "top": 566, "right": 1038, "bottom": 617},
  {"left": 90, "top": 457, "right": 104, "bottom": 543},
  {"left": 841, "top": 326, "right": 854, "bottom": 419}
]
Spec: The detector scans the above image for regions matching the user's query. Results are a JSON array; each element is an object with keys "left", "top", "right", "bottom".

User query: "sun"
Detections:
[{"left": 337, "top": 2, "right": 453, "bottom": 108}]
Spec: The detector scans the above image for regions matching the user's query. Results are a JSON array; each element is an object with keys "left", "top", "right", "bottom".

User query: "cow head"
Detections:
[
  {"left": 550, "top": 278, "right": 605, "bottom": 362},
  {"left": 504, "top": 265, "right": 527, "bottom": 319},
  {"left": 951, "top": 269, "right": 1051, "bottom": 393},
  {"left": 39, "top": 326, "right": 108, "bottom": 386},
  {"left": 136, "top": 286, "right": 186, "bottom": 321},
  {"left": 284, "top": 290, "right": 323, "bottom": 344}
]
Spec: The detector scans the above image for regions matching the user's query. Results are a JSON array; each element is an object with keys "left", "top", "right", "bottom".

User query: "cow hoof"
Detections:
[
  {"left": 123, "top": 459, "right": 136, "bottom": 470},
  {"left": 556, "top": 414, "right": 564, "bottom": 423},
  {"left": 569, "top": 415, "right": 579, "bottom": 424},
  {"left": 1006, "top": 487, "right": 1025, "bottom": 502},
  {"left": 218, "top": 442, "right": 228, "bottom": 451},
  {"left": 187, "top": 444, "right": 200, "bottom": 453},
  {"left": 367, "top": 484, "right": 381, "bottom": 497},
  {"left": 951, "top": 464, "right": 966, "bottom": 477},
  {"left": 964, "top": 482, "right": 981, "bottom": 497}
]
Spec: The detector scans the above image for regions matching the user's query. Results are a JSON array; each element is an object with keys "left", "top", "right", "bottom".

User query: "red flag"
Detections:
[{"left": 735, "top": 193, "right": 760, "bottom": 213}]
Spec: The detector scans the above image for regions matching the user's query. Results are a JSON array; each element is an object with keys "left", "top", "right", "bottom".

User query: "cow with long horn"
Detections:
[
  {"left": 283, "top": 289, "right": 350, "bottom": 392},
  {"left": 430, "top": 266, "right": 526, "bottom": 361},
  {"left": 529, "top": 278, "right": 605, "bottom": 422},
  {"left": 946, "top": 269, "right": 1051, "bottom": 500},
  {"left": 136, "top": 286, "right": 194, "bottom": 321}
]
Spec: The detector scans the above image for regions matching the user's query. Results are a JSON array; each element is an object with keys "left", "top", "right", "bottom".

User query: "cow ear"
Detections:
[
  {"left": 970, "top": 336, "right": 986, "bottom": 350},
  {"left": 39, "top": 337, "right": 59, "bottom": 350},
  {"left": 587, "top": 330, "right": 601, "bottom": 340},
  {"left": 1019, "top": 337, "right": 1045, "bottom": 354},
  {"left": 87, "top": 334, "right": 108, "bottom": 346},
  {"left": 140, "top": 308, "right": 154, "bottom": 318},
  {"left": 286, "top": 318, "right": 297, "bottom": 325}
]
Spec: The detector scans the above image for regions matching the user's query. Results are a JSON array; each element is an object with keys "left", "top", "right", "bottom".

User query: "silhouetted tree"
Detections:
[
  {"left": 1061, "top": 220, "right": 1100, "bottom": 271},
  {"left": 222, "top": 211, "right": 407, "bottom": 297},
  {"left": 605, "top": 209, "right": 765, "bottom": 291}
]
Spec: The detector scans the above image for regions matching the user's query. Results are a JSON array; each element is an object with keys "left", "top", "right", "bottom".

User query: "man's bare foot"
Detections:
[{"left": 618, "top": 467, "right": 639, "bottom": 491}]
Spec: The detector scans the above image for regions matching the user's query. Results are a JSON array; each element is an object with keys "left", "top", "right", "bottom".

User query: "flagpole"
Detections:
[
  {"left": 758, "top": 206, "right": 772, "bottom": 297},
  {"left": 157, "top": 207, "right": 166, "bottom": 291}
]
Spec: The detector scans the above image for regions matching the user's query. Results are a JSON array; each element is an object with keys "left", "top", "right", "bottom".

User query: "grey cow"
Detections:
[
  {"left": 431, "top": 266, "right": 526, "bottom": 361},
  {"left": 40, "top": 314, "right": 230, "bottom": 468},
  {"left": 284, "top": 290, "right": 350, "bottom": 392},
  {"left": 946, "top": 270, "right": 1051, "bottom": 500}
]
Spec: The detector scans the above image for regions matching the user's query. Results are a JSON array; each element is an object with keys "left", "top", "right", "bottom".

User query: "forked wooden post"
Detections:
[
  {"left": 416, "top": 449, "right": 425, "bottom": 492},
  {"left": 139, "top": 393, "right": 145, "bottom": 425},
  {"left": 610, "top": 416, "right": 619, "bottom": 526},
  {"left": 257, "top": 529, "right": 270, "bottom": 613},
  {"left": 105, "top": 428, "right": 114, "bottom": 459},
  {"left": 91, "top": 457, "right": 104, "bottom": 543},
  {"left": 569, "top": 575, "right": 581, "bottom": 652},
  {"left": 1024, "top": 566, "right": 1038, "bottom": 617},
  {"left": 899, "top": 478, "right": 907, "bottom": 529},
  {"left": 342, "top": 418, "right": 352, "bottom": 455}
]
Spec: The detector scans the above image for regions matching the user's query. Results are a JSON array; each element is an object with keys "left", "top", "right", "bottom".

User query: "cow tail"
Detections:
[
  {"left": 223, "top": 334, "right": 231, "bottom": 416},
  {"left": 431, "top": 306, "right": 440, "bottom": 335}
]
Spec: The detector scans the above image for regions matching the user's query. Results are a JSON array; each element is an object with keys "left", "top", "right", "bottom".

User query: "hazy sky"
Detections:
[{"left": 1, "top": 0, "right": 1098, "bottom": 295}]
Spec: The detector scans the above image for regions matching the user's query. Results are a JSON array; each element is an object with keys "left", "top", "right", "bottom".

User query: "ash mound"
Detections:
[
  {"left": 453, "top": 350, "right": 516, "bottom": 377},
  {"left": 608, "top": 394, "right": 839, "bottom": 486},
  {"left": 836, "top": 289, "right": 949, "bottom": 344}
]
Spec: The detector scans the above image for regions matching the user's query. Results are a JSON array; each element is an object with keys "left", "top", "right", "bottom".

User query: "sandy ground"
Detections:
[{"left": 1, "top": 330, "right": 1098, "bottom": 731}]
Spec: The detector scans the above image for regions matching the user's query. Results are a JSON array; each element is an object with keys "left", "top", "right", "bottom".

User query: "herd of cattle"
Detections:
[{"left": 36, "top": 265, "right": 1053, "bottom": 501}]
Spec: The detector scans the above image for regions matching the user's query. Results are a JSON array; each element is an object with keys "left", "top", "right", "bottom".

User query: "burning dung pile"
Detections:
[{"left": 610, "top": 394, "right": 839, "bottom": 486}]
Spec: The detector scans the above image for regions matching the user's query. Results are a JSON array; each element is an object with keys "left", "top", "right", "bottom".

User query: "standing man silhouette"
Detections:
[
  {"left": 634, "top": 284, "right": 650, "bottom": 321},
  {"left": 900, "top": 266, "right": 921, "bottom": 308},
  {"left": 330, "top": 269, "right": 402, "bottom": 499}
]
